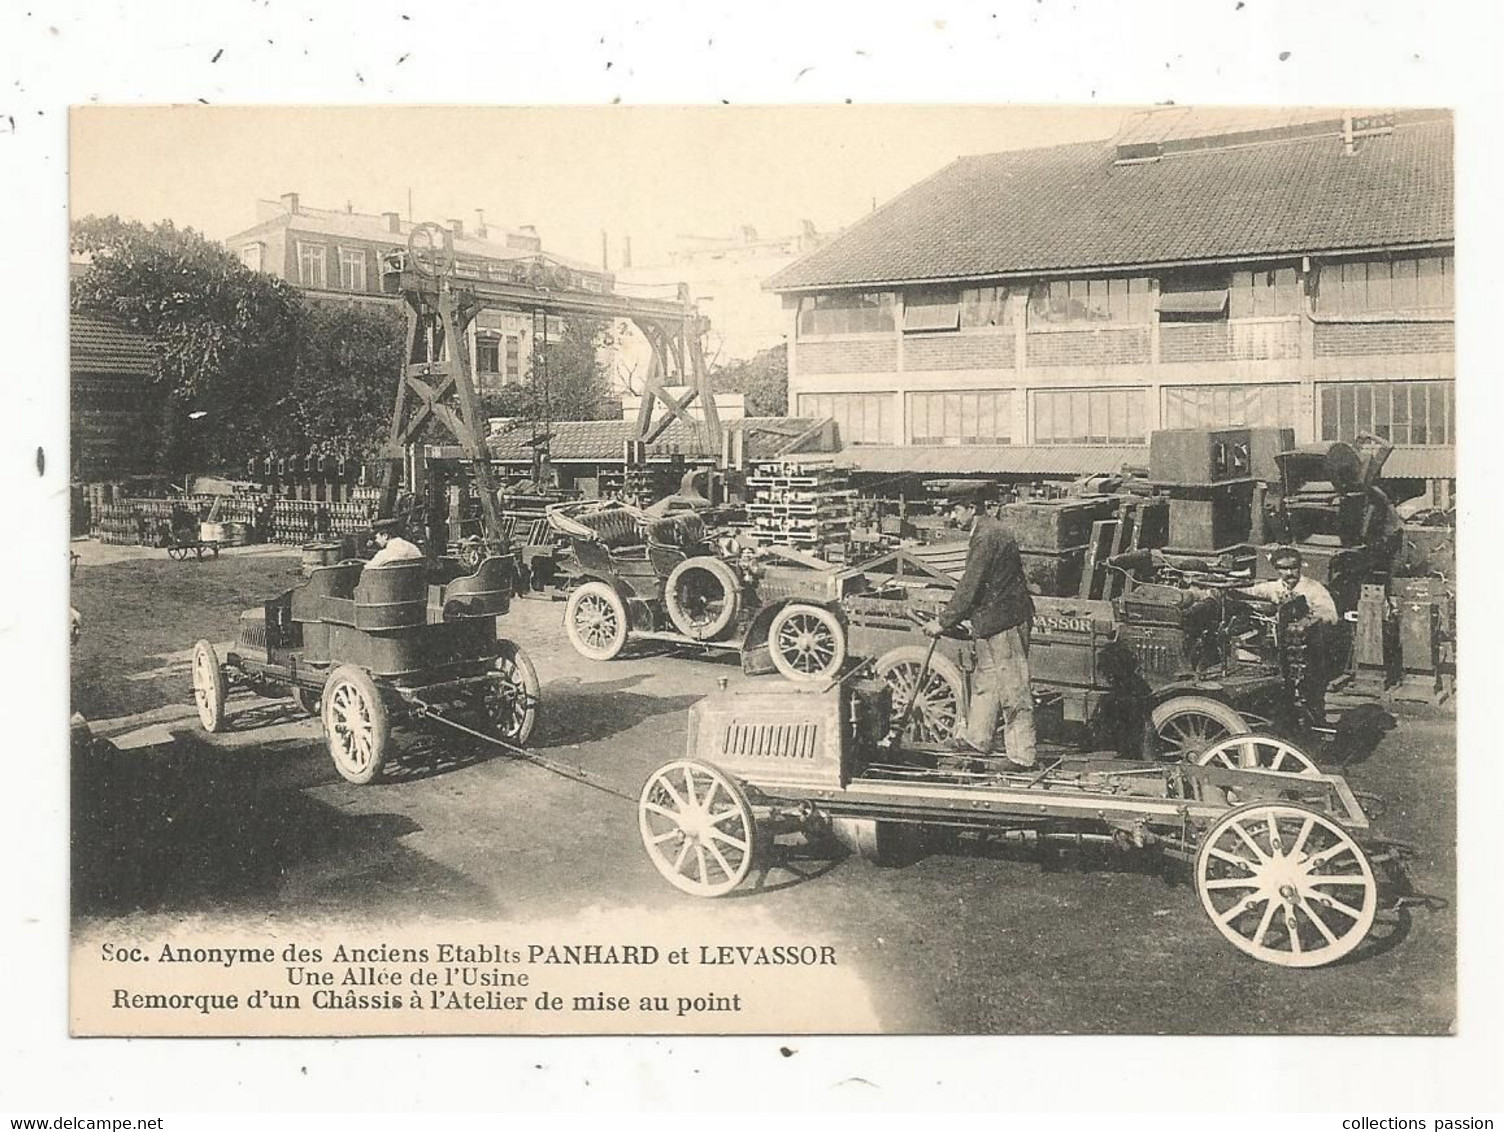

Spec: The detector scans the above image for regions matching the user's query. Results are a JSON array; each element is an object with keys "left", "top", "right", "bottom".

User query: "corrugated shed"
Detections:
[
  {"left": 486, "top": 417, "right": 831, "bottom": 462},
  {"left": 840, "top": 445, "right": 1146, "bottom": 477},
  {"left": 71, "top": 315, "right": 157, "bottom": 376},
  {"left": 768, "top": 116, "right": 1452, "bottom": 291},
  {"left": 1383, "top": 447, "right": 1455, "bottom": 479}
]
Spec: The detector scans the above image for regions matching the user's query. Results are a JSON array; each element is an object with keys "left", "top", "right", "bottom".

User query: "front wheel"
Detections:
[
  {"left": 1151, "top": 695, "right": 1249, "bottom": 758},
  {"left": 479, "top": 640, "right": 541, "bottom": 746},
  {"left": 639, "top": 759, "right": 756, "bottom": 897},
  {"left": 321, "top": 665, "right": 390, "bottom": 785},
  {"left": 1196, "top": 734, "right": 1321, "bottom": 778},
  {"left": 767, "top": 603, "right": 847, "bottom": 682},
  {"left": 564, "top": 581, "right": 629, "bottom": 661}
]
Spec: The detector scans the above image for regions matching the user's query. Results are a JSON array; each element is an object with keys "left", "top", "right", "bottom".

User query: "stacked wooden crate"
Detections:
[{"left": 745, "top": 459, "right": 854, "bottom": 551}]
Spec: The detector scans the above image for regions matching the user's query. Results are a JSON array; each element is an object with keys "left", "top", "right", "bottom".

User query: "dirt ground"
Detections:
[{"left": 68, "top": 540, "right": 1457, "bottom": 1034}]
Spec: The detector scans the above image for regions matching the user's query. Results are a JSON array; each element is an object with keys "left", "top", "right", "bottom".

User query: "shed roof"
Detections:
[
  {"left": 767, "top": 113, "right": 1452, "bottom": 292},
  {"left": 71, "top": 315, "right": 156, "bottom": 377}
]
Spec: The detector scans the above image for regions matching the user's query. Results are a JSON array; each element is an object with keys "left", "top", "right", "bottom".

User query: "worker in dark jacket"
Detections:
[{"left": 924, "top": 482, "right": 1037, "bottom": 767}]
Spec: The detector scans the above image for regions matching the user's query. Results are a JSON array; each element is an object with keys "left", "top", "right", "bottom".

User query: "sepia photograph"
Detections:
[{"left": 64, "top": 101, "right": 1457, "bottom": 1038}]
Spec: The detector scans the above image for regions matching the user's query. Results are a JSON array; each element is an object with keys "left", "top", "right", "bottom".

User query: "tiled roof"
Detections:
[
  {"left": 767, "top": 116, "right": 1452, "bottom": 291},
  {"left": 839, "top": 445, "right": 1147, "bottom": 477},
  {"left": 71, "top": 315, "right": 157, "bottom": 377},
  {"left": 487, "top": 417, "right": 830, "bottom": 462}
]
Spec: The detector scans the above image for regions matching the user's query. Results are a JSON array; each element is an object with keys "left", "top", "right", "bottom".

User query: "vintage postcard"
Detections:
[{"left": 64, "top": 102, "right": 1456, "bottom": 1044}]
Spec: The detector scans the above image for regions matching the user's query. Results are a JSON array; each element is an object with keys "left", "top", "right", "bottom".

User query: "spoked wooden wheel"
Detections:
[
  {"left": 168, "top": 545, "right": 189, "bottom": 561},
  {"left": 321, "top": 665, "right": 390, "bottom": 785},
  {"left": 1196, "top": 734, "right": 1321, "bottom": 778},
  {"left": 564, "top": 581, "right": 629, "bottom": 661},
  {"left": 639, "top": 759, "right": 756, "bottom": 897},
  {"left": 1152, "top": 695, "right": 1249, "bottom": 757},
  {"left": 873, "top": 645, "right": 967, "bottom": 743},
  {"left": 190, "top": 639, "right": 227, "bottom": 733},
  {"left": 767, "top": 604, "right": 846, "bottom": 682},
  {"left": 1195, "top": 802, "right": 1377, "bottom": 968},
  {"left": 478, "top": 639, "right": 541, "bottom": 746}
]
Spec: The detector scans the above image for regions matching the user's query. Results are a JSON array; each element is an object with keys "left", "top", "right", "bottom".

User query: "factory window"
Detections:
[
  {"left": 474, "top": 336, "right": 501, "bottom": 376},
  {"left": 903, "top": 288, "right": 961, "bottom": 332},
  {"left": 1229, "top": 266, "right": 1302, "bottom": 318},
  {"left": 797, "top": 392, "right": 894, "bottom": 446},
  {"left": 505, "top": 335, "right": 522, "bottom": 380},
  {"left": 1032, "top": 387, "right": 1148, "bottom": 444},
  {"left": 908, "top": 390, "right": 1012, "bottom": 445},
  {"left": 1028, "top": 277, "right": 1152, "bottom": 326},
  {"left": 797, "top": 292, "right": 896, "bottom": 337},
  {"left": 296, "top": 242, "right": 327, "bottom": 289},
  {"left": 337, "top": 247, "right": 367, "bottom": 292},
  {"left": 1317, "top": 255, "right": 1453, "bottom": 314},
  {"left": 960, "top": 286, "right": 1011, "bottom": 329},
  {"left": 1320, "top": 380, "right": 1454, "bottom": 446},
  {"left": 1163, "top": 384, "right": 1298, "bottom": 430}
]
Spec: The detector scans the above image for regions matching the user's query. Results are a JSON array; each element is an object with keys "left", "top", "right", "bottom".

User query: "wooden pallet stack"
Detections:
[{"left": 745, "top": 459, "right": 855, "bottom": 551}]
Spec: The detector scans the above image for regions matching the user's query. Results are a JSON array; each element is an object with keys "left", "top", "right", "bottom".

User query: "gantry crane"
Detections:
[{"left": 377, "top": 221, "right": 721, "bottom": 553}]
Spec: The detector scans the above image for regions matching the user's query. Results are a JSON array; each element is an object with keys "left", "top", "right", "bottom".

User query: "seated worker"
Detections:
[
  {"left": 1236, "top": 545, "right": 1338, "bottom": 624},
  {"left": 923, "top": 482, "right": 1037, "bottom": 768},
  {"left": 1237, "top": 545, "right": 1340, "bottom": 726},
  {"left": 367, "top": 517, "right": 425, "bottom": 568}
]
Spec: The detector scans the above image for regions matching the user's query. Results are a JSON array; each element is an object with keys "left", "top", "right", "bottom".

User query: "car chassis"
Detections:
[{"left": 638, "top": 679, "right": 1411, "bottom": 968}]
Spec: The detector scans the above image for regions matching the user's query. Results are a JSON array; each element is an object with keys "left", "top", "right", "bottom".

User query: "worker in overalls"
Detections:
[{"left": 924, "top": 482, "right": 1038, "bottom": 768}]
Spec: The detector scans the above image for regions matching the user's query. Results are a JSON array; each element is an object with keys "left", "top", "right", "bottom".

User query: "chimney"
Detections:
[
  {"left": 739, "top": 225, "right": 758, "bottom": 243},
  {"left": 383, "top": 211, "right": 401, "bottom": 234},
  {"left": 601, "top": 229, "right": 609, "bottom": 271},
  {"left": 623, "top": 235, "right": 633, "bottom": 269},
  {"left": 1343, "top": 113, "right": 1355, "bottom": 156},
  {"left": 474, "top": 209, "right": 488, "bottom": 239},
  {"left": 449, "top": 218, "right": 464, "bottom": 238},
  {"left": 280, "top": 192, "right": 300, "bottom": 215}
]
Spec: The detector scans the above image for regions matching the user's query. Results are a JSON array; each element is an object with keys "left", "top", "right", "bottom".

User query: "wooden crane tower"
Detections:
[{"left": 377, "top": 222, "right": 721, "bottom": 552}]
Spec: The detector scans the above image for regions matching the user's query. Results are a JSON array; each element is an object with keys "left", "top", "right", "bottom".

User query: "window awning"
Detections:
[
  {"left": 1157, "top": 288, "right": 1229, "bottom": 315},
  {"left": 903, "top": 299, "right": 961, "bottom": 331}
]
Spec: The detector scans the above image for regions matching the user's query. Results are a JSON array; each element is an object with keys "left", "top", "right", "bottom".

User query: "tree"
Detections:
[
  {"left": 286, "top": 300, "right": 405, "bottom": 454},
  {"left": 479, "top": 315, "right": 619, "bottom": 424},
  {"left": 711, "top": 342, "right": 788, "bottom": 417},
  {"left": 71, "top": 216, "right": 302, "bottom": 474}
]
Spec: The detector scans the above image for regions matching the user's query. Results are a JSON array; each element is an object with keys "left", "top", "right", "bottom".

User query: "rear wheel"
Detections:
[
  {"left": 1152, "top": 695, "right": 1248, "bottom": 758},
  {"left": 321, "top": 665, "right": 390, "bottom": 785},
  {"left": 1196, "top": 734, "right": 1321, "bottom": 778},
  {"left": 767, "top": 603, "right": 846, "bottom": 682},
  {"left": 479, "top": 639, "right": 541, "bottom": 746},
  {"left": 190, "top": 639, "right": 227, "bottom": 732},
  {"left": 564, "top": 581, "right": 629, "bottom": 660},
  {"left": 1196, "top": 802, "right": 1377, "bottom": 967}
]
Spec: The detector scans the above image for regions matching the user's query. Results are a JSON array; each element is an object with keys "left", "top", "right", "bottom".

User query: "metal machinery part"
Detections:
[
  {"left": 378, "top": 223, "right": 719, "bottom": 547},
  {"left": 638, "top": 678, "right": 1403, "bottom": 969}
]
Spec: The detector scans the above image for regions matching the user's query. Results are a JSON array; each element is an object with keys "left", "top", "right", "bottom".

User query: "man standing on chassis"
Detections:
[{"left": 923, "top": 482, "right": 1038, "bottom": 768}]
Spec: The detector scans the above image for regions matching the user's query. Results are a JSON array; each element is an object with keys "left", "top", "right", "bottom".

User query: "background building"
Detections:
[
  {"left": 225, "top": 194, "right": 610, "bottom": 393},
  {"left": 767, "top": 108, "right": 1454, "bottom": 499}
]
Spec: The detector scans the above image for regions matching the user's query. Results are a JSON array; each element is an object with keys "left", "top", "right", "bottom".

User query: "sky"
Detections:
[{"left": 69, "top": 105, "right": 1130, "bottom": 267}]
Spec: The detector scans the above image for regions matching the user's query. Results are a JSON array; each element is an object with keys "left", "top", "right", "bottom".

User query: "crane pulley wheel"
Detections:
[{"left": 407, "top": 221, "right": 456, "bottom": 280}]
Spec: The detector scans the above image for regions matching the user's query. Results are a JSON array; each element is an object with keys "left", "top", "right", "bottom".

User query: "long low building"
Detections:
[{"left": 765, "top": 107, "right": 1454, "bottom": 501}]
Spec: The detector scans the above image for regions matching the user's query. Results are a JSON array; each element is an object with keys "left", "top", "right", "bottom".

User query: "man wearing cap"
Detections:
[
  {"left": 923, "top": 482, "right": 1037, "bottom": 768},
  {"left": 367, "top": 518, "right": 425, "bottom": 568}
]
